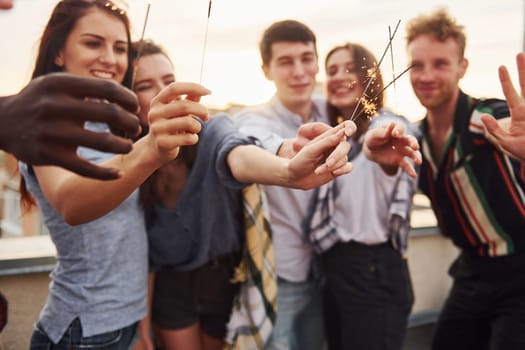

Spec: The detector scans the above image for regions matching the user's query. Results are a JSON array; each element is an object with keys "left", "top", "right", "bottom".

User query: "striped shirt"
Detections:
[{"left": 418, "top": 91, "right": 525, "bottom": 257}]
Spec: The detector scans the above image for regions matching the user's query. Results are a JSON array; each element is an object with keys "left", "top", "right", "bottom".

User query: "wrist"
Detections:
[
  {"left": 281, "top": 158, "right": 293, "bottom": 185},
  {"left": 277, "top": 139, "right": 295, "bottom": 158},
  {"left": 134, "top": 135, "right": 167, "bottom": 170}
]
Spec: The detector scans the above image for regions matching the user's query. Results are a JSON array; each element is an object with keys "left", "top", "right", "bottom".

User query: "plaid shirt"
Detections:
[
  {"left": 303, "top": 111, "right": 419, "bottom": 255},
  {"left": 225, "top": 184, "right": 277, "bottom": 349}
]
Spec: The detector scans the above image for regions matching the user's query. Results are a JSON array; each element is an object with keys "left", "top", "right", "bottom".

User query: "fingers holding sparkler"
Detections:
[
  {"left": 292, "top": 121, "right": 356, "bottom": 154},
  {"left": 311, "top": 121, "right": 357, "bottom": 175},
  {"left": 287, "top": 121, "right": 355, "bottom": 178},
  {"left": 147, "top": 82, "right": 210, "bottom": 161},
  {"left": 149, "top": 81, "right": 210, "bottom": 122}
]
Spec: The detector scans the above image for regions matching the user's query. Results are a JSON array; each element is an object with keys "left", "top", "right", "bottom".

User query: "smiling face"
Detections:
[
  {"left": 133, "top": 53, "right": 175, "bottom": 132},
  {"left": 54, "top": 8, "right": 129, "bottom": 84},
  {"left": 407, "top": 34, "right": 467, "bottom": 112},
  {"left": 325, "top": 47, "right": 364, "bottom": 115},
  {"left": 263, "top": 41, "right": 319, "bottom": 117}
]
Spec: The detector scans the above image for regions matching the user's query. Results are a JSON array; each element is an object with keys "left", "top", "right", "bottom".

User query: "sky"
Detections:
[{"left": 0, "top": 0, "right": 523, "bottom": 121}]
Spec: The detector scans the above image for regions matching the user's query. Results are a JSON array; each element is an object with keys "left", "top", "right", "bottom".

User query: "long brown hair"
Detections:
[
  {"left": 32, "top": 0, "right": 134, "bottom": 86},
  {"left": 325, "top": 43, "right": 385, "bottom": 127},
  {"left": 131, "top": 39, "right": 198, "bottom": 214},
  {"left": 20, "top": 0, "right": 134, "bottom": 209}
]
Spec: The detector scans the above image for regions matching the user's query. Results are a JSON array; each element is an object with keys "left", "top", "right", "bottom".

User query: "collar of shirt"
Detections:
[{"left": 268, "top": 95, "right": 328, "bottom": 127}]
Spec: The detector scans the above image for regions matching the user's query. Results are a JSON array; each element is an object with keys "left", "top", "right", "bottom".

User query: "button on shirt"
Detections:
[{"left": 418, "top": 91, "right": 525, "bottom": 257}]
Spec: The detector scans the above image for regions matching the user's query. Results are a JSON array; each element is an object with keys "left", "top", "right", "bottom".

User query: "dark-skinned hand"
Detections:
[{"left": 0, "top": 73, "right": 141, "bottom": 180}]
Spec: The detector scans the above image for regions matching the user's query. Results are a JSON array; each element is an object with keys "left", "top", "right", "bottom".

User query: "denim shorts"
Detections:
[{"left": 29, "top": 318, "right": 138, "bottom": 349}]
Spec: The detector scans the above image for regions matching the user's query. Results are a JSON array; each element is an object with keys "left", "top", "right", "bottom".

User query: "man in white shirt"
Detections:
[{"left": 234, "top": 19, "right": 326, "bottom": 350}]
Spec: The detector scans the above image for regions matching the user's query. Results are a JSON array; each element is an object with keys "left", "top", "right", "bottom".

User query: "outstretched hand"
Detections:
[
  {"left": 363, "top": 122, "right": 421, "bottom": 178},
  {"left": 147, "top": 81, "right": 210, "bottom": 164},
  {"left": 480, "top": 52, "right": 525, "bottom": 162},
  {"left": 292, "top": 122, "right": 334, "bottom": 154},
  {"left": 287, "top": 121, "right": 356, "bottom": 189},
  {"left": 0, "top": 73, "right": 141, "bottom": 180}
]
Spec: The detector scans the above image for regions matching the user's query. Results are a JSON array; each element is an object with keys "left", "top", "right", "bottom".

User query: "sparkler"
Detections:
[
  {"left": 388, "top": 25, "right": 398, "bottom": 109},
  {"left": 122, "top": 0, "right": 152, "bottom": 143},
  {"left": 348, "top": 20, "right": 413, "bottom": 122},
  {"left": 139, "top": 0, "right": 152, "bottom": 46},
  {"left": 199, "top": 0, "right": 213, "bottom": 83},
  {"left": 370, "top": 64, "right": 414, "bottom": 104},
  {"left": 388, "top": 26, "right": 396, "bottom": 92},
  {"left": 131, "top": 0, "right": 152, "bottom": 87}
]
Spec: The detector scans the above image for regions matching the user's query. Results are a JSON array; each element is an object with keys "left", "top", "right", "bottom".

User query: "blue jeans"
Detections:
[
  {"left": 265, "top": 277, "right": 324, "bottom": 350},
  {"left": 30, "top": 318, "right": 138, "bottom": 349}
]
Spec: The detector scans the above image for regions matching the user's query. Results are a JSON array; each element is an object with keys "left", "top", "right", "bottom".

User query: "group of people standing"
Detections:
[{"left": 1, "top": 1, "right": 525, "bottom": 350}]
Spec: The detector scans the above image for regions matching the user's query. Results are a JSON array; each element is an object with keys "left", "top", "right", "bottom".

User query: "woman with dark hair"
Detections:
[
  {"left": 30, "top": 0, "right": 134, "bottom": 89},
  {"left": 129, "top": 38, "right": 357, "bottom": 350},
  {"left": 0, "top": 0, "right": 140, "bottom": 180},
  {"left": 304, "top": 42, "right": 420, "bottom": 350},
  {"left": 133, "top": 39, "right": 244, "bottom": 350},
  {"left": 20, "top": 1, "right": 209, "bottom": 348}
]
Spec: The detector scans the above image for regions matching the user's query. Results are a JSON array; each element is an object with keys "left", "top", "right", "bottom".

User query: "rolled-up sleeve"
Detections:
[
  {"left": 234, "top": 110, "right": 284, "bottom": 155},
  {"left": 206, "top": 114, "right": 257, "bottom": 189}
]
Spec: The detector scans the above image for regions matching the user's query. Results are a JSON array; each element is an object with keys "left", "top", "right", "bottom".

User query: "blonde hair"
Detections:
[{"left": 405, "top": 8, "right": 466, "bottom": 59}]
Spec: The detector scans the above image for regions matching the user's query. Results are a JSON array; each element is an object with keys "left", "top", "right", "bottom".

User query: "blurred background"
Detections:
[
  {"left": 0, "top": 0, "right": 522, "bottom": 120},
  {"left": 0, "top": 1, "right": 523, "bottom": 349}
]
